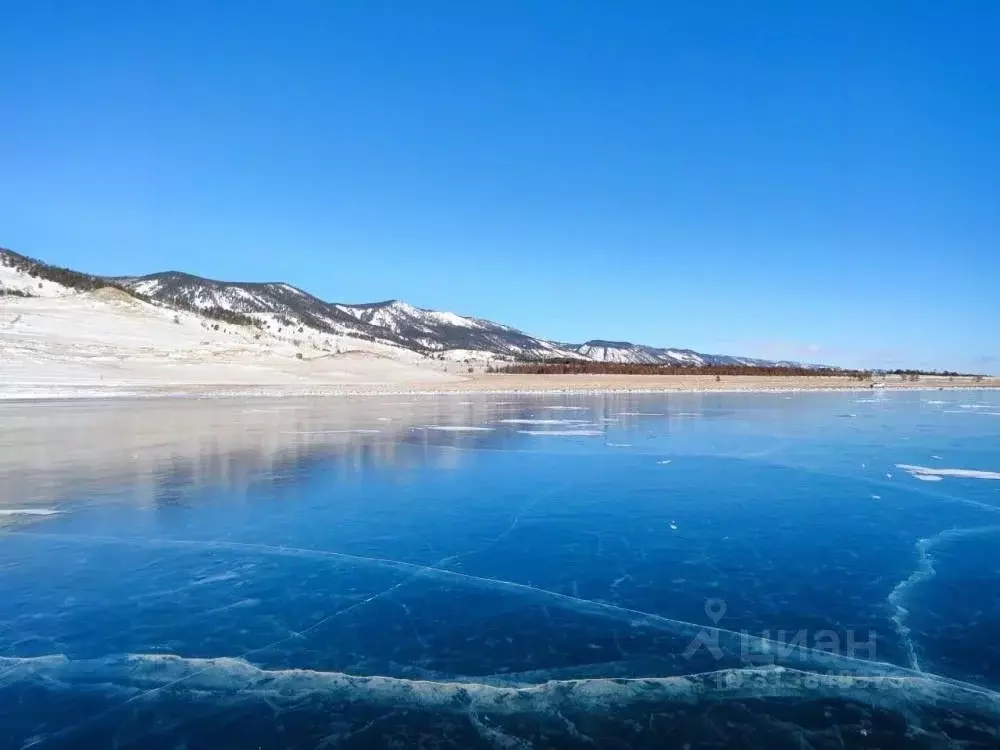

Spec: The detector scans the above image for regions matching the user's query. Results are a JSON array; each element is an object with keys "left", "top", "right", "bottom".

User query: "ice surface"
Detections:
[
  {"left": 1, "top": 655, "right": 998, "bottom": 748},
  {"left": 4, "top": 391, "right": 1000, "bottom": 747},
  {"left": 888, "top": 525, "right": 1000, "bottom": 672}
]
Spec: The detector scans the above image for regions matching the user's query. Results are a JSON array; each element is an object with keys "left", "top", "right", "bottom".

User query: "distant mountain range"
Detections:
[{"left": 1, "top": 247, "right": 825, "bottom": 368}]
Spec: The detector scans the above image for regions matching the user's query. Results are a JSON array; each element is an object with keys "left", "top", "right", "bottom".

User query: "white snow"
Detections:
[
  {"left": 499, "top": 419, "right": 590, "bottom": 425},
  {"left": 130, "top": 279, "right": 163, "bottom": 296},
  {"left": 896, "top": 464, "right": 1000, "bottom": 481},
  {"left": 517, "top": 429, "right": 604, "bottom": 437},
  {"left": 337, "top": 300, "right": 483, "bottom": 335},
  {"left": 439, "top": 349, "right": 496, "bottom": 362},
  {"left": 415, "top": 425, "right": 495, "bottom": 432},
  {"left": 280, "top": 429, "right": 381, "bottom": 435},
  {"left": 0, "top": 289, "right": 459, "bottom": 398},
  {"left": 426, "top": 310, "right": 479, "bottom": 328},
  {"left": 0, "top": 261, "right": 72, "bottom": 298},
  {"left": 665, "top": 350, "right": 705, "bottom": 364}
]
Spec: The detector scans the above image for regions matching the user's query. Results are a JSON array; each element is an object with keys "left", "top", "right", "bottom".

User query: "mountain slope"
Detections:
[
  {"left": 1, "top": 249, "right": 457, "bottom": 398},
  {"left": 3, "top": 247, "right": 826, "bottom": 368},
  {"left": 572, "top": 340, "right": 810, "bottom": 368},
  {"left": 337, "top": 300, "right": 582, "bottom": 360},
  {"left": 114, "top": 272, "right": 583, "bottom": 361},
  {"left": 117, "top": 271, "right": 415, "bottom": 350}
]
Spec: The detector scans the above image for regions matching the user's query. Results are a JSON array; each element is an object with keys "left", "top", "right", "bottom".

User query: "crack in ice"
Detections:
[{"left": 887, "top": 525, "right": 1000, "bottom": 672}]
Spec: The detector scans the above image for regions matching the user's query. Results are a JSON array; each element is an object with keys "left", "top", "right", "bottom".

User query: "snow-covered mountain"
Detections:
[
  {"left": 571, "top": 340, "right": 811, "bottom": 368},
  {"left": 116, "top": 271, "right": 415, "bottom": 350},
  {"left": 2, "top": 247, "right": 824, "bottom": 368},
  {"left": 336, "top": 300, "right": 581, "bottom": 360}
]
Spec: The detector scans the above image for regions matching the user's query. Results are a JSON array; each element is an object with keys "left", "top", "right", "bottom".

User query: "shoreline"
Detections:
[{"left": 1, "top": 374, "right": 997, "bottom": 402}]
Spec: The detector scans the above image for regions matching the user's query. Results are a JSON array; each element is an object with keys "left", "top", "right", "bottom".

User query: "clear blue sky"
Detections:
[{"left": 2, "top": 1, "right": 998, "bottom": 371}]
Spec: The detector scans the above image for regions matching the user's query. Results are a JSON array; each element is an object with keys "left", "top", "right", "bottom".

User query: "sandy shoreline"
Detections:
[{"left": 1, "top": 374, "right": 997, "bottom": 401}]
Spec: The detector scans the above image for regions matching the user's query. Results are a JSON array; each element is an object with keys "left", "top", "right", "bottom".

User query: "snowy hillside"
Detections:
[
  {"left": 572, "top": 340, "right": 812, "bottom": 368},
  {"left": 2, "top": 247, "right": 827, "bottom": 370},
  {"left": 0, "top": 250, "right": 456, "bottom": 397},
  {"left": 337, "top": 300, "right": 583, "bottom": 360},
  {"left": 574, "top": 341, "right": 708, "bottom": 366},
  {"left": 115, "top": 271, "right": 415, "bottom": 352}
]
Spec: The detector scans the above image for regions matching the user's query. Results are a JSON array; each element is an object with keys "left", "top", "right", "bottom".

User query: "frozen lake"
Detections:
[{"left": 2, "top": 391, "right": 999, "bottom": 747}]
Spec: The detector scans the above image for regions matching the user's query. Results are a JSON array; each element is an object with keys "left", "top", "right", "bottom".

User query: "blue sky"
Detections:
[{"left": 2, "top": 1, "right": 998, "bottom": 371}]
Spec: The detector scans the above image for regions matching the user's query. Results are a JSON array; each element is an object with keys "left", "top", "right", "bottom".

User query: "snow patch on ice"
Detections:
[
  {"left": 518, "top": 430, "right": 603, "bottom": 437},
  {"left": 417, "top": 425, "right": 495, "bottom": 432},
  {"left": 280, "top": 430, "right": 381, "bottom": 435},
  {"left": 499, "top": 419, "right": 591, "bottom": 425},
  {"left": 897, "top": 464, "right": 1000, "bottom": 481}
]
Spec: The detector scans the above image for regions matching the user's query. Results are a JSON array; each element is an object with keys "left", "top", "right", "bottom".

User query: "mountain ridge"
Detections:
[{"left": 1, "top": 246, "right": 829, "bottom": 368}]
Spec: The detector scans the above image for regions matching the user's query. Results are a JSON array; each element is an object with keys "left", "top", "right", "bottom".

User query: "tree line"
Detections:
[
  {"left": 3, "top": 248, "right": 132, "bottom": 295},
  {"left": 489, "top": 360, "right": 861, "bottom": 377},
  {"left": 490, "top": 360, "right": 985, "bottom": 378}
]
